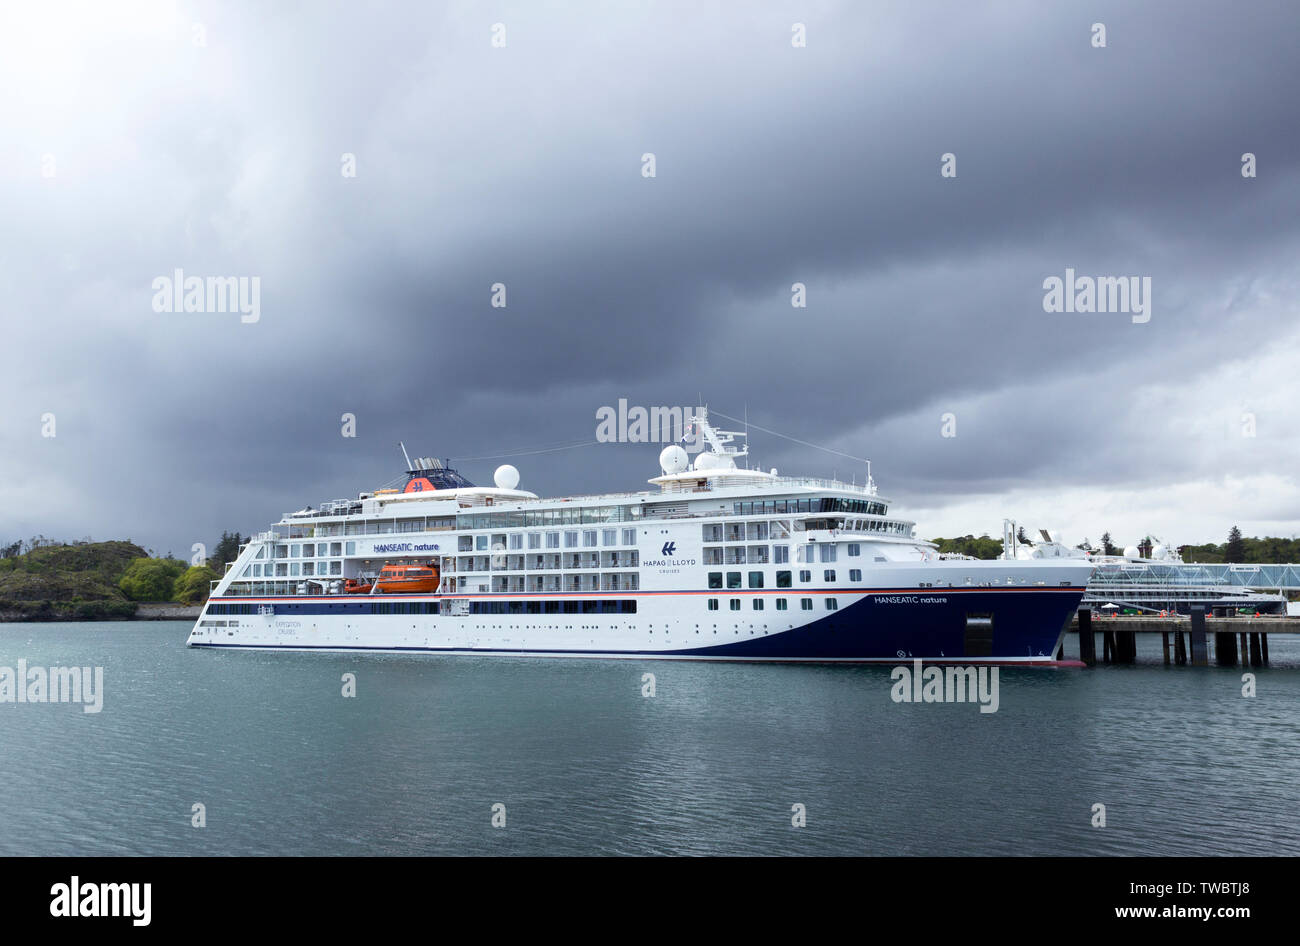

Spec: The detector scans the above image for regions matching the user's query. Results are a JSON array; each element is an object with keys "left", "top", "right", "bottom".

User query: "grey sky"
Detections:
[{"left": 3, "top": 0, "right": 1299, "bottom": 557}]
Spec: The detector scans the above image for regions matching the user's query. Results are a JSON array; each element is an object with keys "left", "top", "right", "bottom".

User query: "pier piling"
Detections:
[
  {"left": 1068, "top": 613, "right": 1292, "bottom": 668},
  {"left": 1190, "top": 610, "right": 1209, "bottom": 666},
  {"left": 1114, "top": 629, "right": 1136, "bottom": 663},
  {"left": 1215, "top": 630, "right": 1238, "bottom": 666},
  {"left": 1077, "top": 608, "right": 1095, "bottom": 666}
]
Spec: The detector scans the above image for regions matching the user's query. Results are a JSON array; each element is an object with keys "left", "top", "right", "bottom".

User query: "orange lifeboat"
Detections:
[
  {"left": 375, "top": 562, "right": 440, "bottom": 594},
  {"left": 344, "top": 578, "right": 373, "bottom": 595}
]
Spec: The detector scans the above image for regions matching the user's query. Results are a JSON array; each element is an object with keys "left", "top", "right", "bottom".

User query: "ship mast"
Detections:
[{"left": 693, "top": 407, "right": 748, "bottom": 464}]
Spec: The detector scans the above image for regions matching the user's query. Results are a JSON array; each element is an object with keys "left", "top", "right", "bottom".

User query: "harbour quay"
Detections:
[{"left": 1066, "top": 608, "right": 1297, "bottom": 666}]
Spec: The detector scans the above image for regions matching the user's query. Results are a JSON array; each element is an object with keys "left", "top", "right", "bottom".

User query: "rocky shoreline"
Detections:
[{"left": 0, "top": 602, "right": 201, "bottom": 623}]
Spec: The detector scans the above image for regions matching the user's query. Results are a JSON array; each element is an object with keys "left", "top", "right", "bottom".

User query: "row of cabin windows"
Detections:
[
  {"left": 707, "top": 598, "right": 838, "bottom": 611},
  {"left": 250, "top": 561, "right": 343, "bottom": 577},
  {"left": 804, "top": 518, "right": 911, "bottom": 536},
  {"left": 732, "top": 499, "right": 886, "bottom": 516},
  {"left": 707, "top": 569, "right": 862, "bottom": 588},
  {"left": 457, "top": 507, "right": 639, "bottom": 530},
  {"left": 470, "top": 600, "right": 637, "bottom": 614},
  {"left": 271, "top": 542, "right": 357, "bottom": 559},
  {"left": 458, "top": 528, "right": 638, "bottom": 553},
  {"left": 208, "top": 600, "right": 638, "bottom": 615},
  {"left": 455, "top": 552, "right": 640, "bottom": 573},
  {"left": 700, "top": 544, "right": 865, "bottom": 565}
]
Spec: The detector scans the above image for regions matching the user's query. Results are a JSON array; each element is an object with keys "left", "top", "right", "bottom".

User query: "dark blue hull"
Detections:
[
  {"left": 656, "top": 588, "right": 1081, "bottom": 662},
  {"left": 192, "top": 587, "right": 1084, "bottom": 664}
]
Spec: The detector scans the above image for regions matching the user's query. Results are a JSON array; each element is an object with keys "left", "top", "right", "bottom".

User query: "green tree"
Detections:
[
  {"left": 1225, "top": 525, "right": 1246, "bottom": 562},
  {"left": 210, "top": 531, "right": 244, "bottom": 572},
  {"left": 929, "top": 534, "right": 1005, "bottom": 560},
  {"left": 173, "top": 565, "right": 219, "bottom": 604},
  {"left": 1100, "top": 532, "right": 1116, "bottom": 556},
  {"left": 118, "top": 557, "right": 186, "bottom": 601}
]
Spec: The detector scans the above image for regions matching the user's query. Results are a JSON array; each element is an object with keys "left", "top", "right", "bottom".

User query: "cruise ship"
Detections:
[{"left": 187, "top": 410, "right": 1094, "bottom": 662}]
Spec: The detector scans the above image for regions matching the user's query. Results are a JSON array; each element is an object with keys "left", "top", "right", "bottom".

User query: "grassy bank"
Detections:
[{"left": 0, "top": 541, "right": 214, "bottom": 622}]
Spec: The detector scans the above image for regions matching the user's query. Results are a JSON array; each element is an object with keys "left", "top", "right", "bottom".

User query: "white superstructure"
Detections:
[{"left": 188, "top": 410, "right": 1092, "bottom": 662}]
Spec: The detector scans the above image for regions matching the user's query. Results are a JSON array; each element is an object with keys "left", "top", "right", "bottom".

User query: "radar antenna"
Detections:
[{"left": 693, "top": 406, "right": 748, "bottom": 461}]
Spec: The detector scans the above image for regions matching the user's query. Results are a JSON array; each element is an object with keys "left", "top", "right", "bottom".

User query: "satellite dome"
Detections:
[
  {"left": 1123, "top": 545, "right": 1140, "bottom": 560},
  {"left": 493, "top": 464, "right": 520, "bottom": 490},
  {"left": 1152, "top": 544, "right": 1168, "bottom": 560},
  {"left": 659, "top": 444, "right": 688, "bottom": 475},
  {"left": 693, "top": 452, "right": 734, "bottom": 471}
]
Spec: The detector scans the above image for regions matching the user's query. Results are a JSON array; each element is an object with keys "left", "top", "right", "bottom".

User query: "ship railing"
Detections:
[{"left": 768, "top": 476, "right": 878, "bottom": 496}]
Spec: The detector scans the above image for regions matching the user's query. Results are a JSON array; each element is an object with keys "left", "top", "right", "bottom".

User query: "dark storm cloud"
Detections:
[{"left": 3, "top": 0, "right": 1299, "bottom": 553}]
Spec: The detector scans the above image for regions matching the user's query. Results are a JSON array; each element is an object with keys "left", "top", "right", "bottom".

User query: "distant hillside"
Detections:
[
  {"left": 1180, "top": 535, "right": 1300, "bottom": 564},
  {"left": 928, "top": 535, "right": 1005, "bottom": 560},
  {"left": 0, "top": 541, "right": 145, "bottom": 621}
]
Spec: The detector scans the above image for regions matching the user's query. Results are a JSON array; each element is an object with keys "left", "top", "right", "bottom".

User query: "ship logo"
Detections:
[{"left": 661, "top": 542, "right": 676, "bottom": 556}]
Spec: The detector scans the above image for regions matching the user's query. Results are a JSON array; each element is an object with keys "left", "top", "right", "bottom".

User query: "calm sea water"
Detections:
[{"left": 1, "top": 621, "right": 1297, "bottom": 856}]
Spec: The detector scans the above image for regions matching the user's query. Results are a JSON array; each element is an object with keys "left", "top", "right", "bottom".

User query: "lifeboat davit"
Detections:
[{"left": 374, "top": 562, "right": 440, "bottom": 594}]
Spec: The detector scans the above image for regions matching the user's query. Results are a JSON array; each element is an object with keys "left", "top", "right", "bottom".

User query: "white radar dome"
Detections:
[
  {"left": 1123, "top": 545, "right": 1140, "bottom": 560},
  {"left": 659, "top": 445, "right": 688, "bottom": 475},
  {"left": 693, "top": 452, "right": 734, "bottom": 471},
  {"left": 494, "top": 464, "right": 520, "bottom": 490}
]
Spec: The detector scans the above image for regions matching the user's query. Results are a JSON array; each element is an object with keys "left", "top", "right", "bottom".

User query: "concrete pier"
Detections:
[{"left": 1067, "top": 613, "right": 1295, "bottom": 666}]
